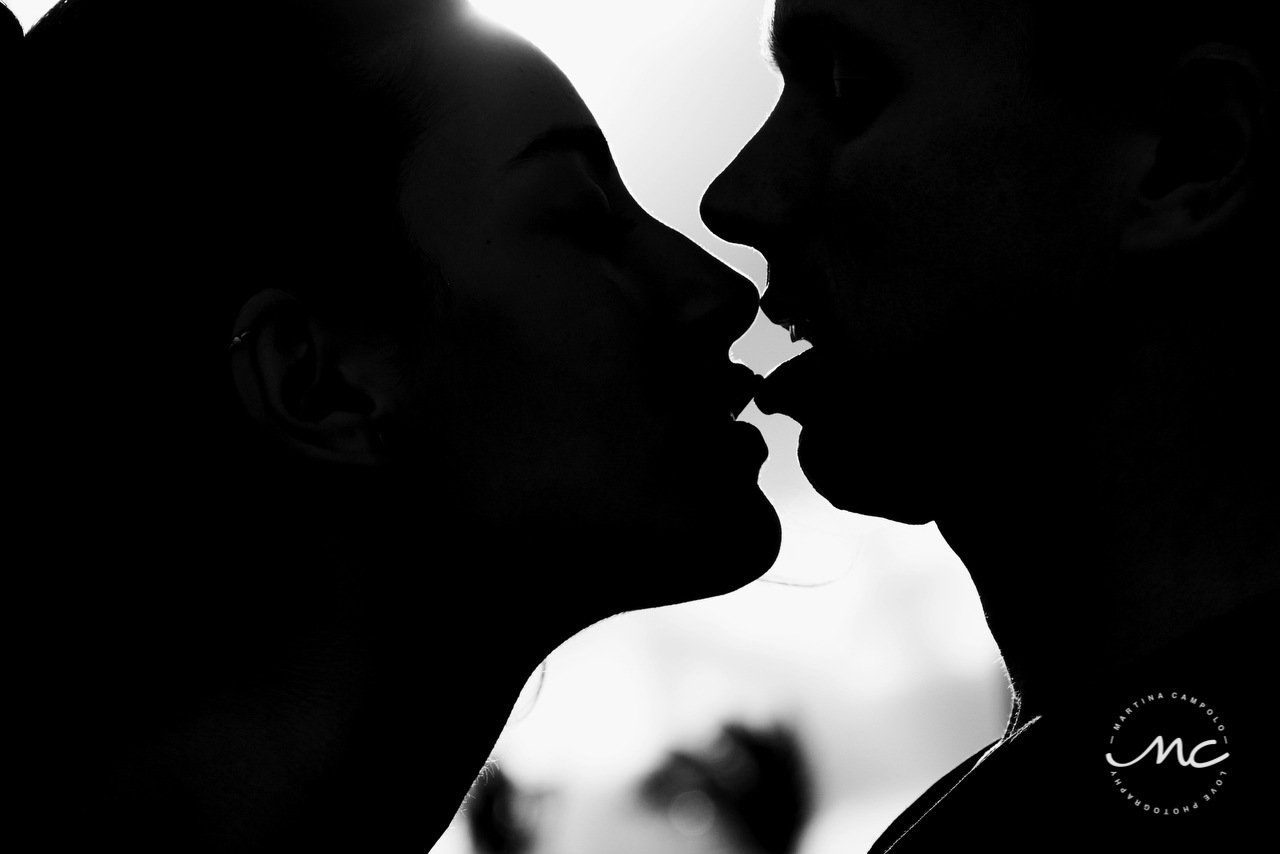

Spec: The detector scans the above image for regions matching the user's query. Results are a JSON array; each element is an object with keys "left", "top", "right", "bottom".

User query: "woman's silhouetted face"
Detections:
[{"left": 396, "top": 13, "right": 780, "bottom": 605}]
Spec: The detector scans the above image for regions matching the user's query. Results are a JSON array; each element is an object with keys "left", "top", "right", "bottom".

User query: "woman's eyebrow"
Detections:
[{"left": 503, "top": 124, "right": 616, "bottom": 177}]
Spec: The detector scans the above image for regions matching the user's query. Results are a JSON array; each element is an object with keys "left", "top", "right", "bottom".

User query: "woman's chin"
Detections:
[
  {"left": 624, "top": 488, "right": 782, "bottom": 607},
  {"left": 459, "top": 479, "right": 781, "bottom": 613},
  {"left": 727, "top": 486, "right": 784, "bottom": 576}
]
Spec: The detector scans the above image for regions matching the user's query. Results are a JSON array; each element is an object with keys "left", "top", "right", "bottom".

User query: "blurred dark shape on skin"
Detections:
[
  {"left": 18, "top": 0, "right": 780, "bottom": 849},
  {"left": 466, "top": 721, "right": 811, "bottom": 854},
  {"left": 703, "top": 0, "right": 1276, "bottom": 848},
  {"left": 639, "top": 722, "right": 812, "bottom": 854},
  {"left": 467, "top": 766, "right": 535, "bottom": 854}
]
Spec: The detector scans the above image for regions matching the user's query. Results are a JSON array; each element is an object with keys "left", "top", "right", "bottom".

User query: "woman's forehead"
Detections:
[
  {"left": 398, "top": 20, "right": 597, "bottom": 242},
  {"left": 409, "top": 23, "right": 596, "bottom": 175}
]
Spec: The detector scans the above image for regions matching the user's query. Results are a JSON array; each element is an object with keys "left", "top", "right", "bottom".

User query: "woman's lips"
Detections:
[
  {"left": 719, "top": 365, "right": 769, "bottom": 468},
  {"left": 728, "top": 362, "right": 765, "bottom": 420}
]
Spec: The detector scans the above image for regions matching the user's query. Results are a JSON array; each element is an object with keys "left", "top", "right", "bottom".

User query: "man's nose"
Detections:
[{"left": 700, "top": 105, "right": 796, "bottom": 255}]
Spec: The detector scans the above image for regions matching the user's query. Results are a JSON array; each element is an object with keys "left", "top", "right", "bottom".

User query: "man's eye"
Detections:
[
  {"left": 832, "top": 76, "right": 869, "bottom": 101},
  {"left": 827, "top": 69, "right": 885, "bottom": 133},
  {"left": 829, "top": 52, "right": 869, "bottom": 97}
]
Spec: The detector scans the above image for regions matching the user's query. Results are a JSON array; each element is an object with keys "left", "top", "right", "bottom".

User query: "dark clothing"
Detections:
[{"left": 872, "top": 589, "right": 1278, "bottom": 852}]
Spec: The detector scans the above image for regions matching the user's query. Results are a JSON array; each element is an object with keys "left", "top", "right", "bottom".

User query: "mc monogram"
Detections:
[{"left": 1106, "top": 736, "right": 1229, "bottom": 769}]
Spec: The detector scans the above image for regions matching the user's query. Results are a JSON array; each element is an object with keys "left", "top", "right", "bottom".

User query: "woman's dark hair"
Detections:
[
  {"left": 21, "top": 9, "right": 473, "bottom": 836},
  {"left": 22, "top": 0, "right": 462, "bottom": 552}
]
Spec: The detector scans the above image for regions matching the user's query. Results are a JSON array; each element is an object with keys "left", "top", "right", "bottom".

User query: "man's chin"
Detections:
[{"left": 797, "top": 428, "right": 937, "bottom": 526}]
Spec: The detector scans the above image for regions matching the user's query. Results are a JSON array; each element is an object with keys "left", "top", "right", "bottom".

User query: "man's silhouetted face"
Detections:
[{"left": 703, "top": 0, "right": 1147, "bottom": 523}]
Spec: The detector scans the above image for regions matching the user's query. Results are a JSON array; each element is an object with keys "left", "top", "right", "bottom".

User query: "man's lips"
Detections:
[{"left": 754, "top": 348, "right": 822, "bottom": 417}]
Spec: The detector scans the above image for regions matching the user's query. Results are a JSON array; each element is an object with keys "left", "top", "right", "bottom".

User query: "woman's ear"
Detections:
[
  {"left": 230, "top": 289, "right": 404, "bottom": 466},
  {"left": 1121, "top": 44, "right": 1263, "bottom": 254}
]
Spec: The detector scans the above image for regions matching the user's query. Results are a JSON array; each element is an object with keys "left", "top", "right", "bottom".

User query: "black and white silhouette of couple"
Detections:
[{"left": 14, "top": 0, "right": 1276, "bottom": 850}]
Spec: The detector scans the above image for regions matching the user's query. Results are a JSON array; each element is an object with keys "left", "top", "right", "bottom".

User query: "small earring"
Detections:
[{"left": 377, "top": 428, "right": 392, "bottom": 452}]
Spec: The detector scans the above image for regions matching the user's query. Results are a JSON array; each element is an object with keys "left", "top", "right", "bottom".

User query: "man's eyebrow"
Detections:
[
  {"left": 767, "top": 3, "right": 892, "bottom": 73},
  {"left": 504, "top": 124, "right": 616, "bottom": 176}
]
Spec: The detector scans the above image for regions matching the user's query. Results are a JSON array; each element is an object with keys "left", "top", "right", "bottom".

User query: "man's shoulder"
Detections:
[
  {"left": 873, "top": 710, "right": 1265, "bottom": 852},
  {"left": 867, "top": 740, "right": 996, "bottom": 854},
  {"left": 870, "top": 591, "right": 1278, "bottom": 852}
]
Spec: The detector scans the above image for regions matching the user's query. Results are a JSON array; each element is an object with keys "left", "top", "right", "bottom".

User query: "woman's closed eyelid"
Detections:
[
  {"left": 541, "top": 190, "right": 612, "bottom": 224},
  {"left": 527, "top": 180, "right": 610, "bottom": 222},
  {"left": 572, "top": 208, "right": 638, "bottom": 253}
]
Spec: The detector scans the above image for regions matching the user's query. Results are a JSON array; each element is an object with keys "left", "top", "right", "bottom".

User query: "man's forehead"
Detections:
[
  {"left": 772, "top": 0, "right": 865, "bottom": 25},
  {"left": 769, "top": 0, "right": 892, "bottom": 48},
  {"left": 767, "top": 0, "right": 899, "bottom": 66},
  {"left": 772, "top": 0, "right": 800, "bottom": 18},
  {"left": 768, "top": 0, "right": 1019, "bottom": 60},
  {"left": 772, "top": 0, "right": 1010, "bottom": 29}
]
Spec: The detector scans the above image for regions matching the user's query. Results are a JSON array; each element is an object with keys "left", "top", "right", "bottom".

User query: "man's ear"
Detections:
[
  {"left": 230, "top": 289, "right": 402, "bottom": 467},
  {"left": 1121, "top": 44, "right": 1263, "bottom": 253}
]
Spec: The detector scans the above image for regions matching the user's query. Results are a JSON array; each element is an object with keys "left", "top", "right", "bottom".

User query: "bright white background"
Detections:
[{"left": 13, "top": 2, "right": 1011, "bottom": 850}]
